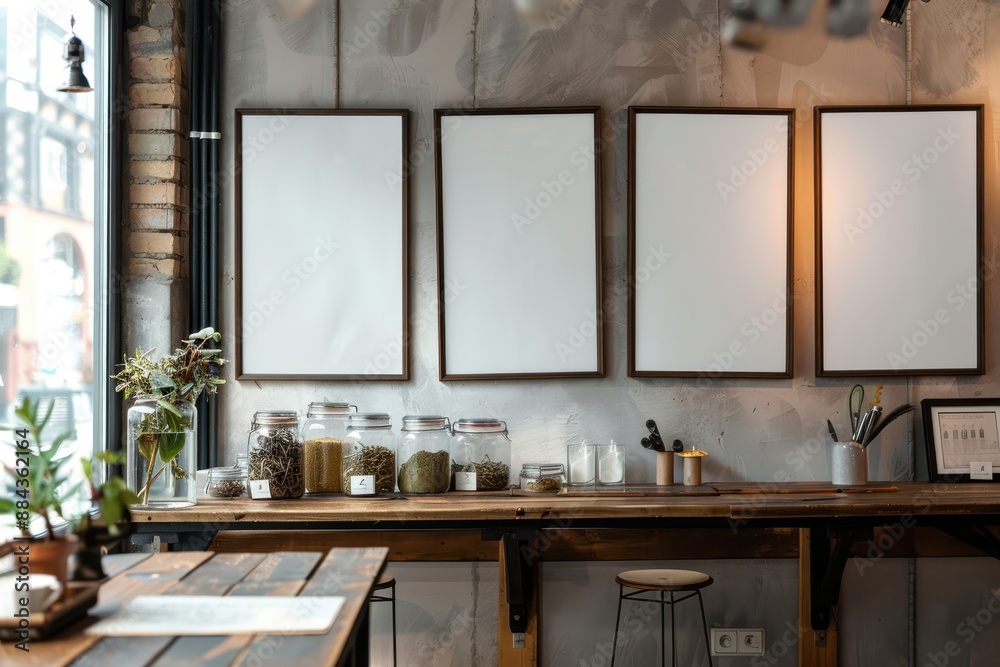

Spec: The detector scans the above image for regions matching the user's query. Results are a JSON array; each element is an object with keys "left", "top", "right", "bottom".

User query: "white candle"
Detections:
[
  {"left": 598, "top": 445, "right": 624, "bottom": 484},
  {"left": 568, "top": 445, "right": 595, "bottom": 485}
]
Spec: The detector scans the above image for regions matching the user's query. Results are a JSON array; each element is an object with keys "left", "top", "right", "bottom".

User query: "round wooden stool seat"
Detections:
[
  {"left": 615, "top": 569, "right": 713, "bottom": 592},
  {"left": 373, "top": 573, "right": 396, "bottom": 591},
  {"left": 611, "top": 569, "right": 715, "bottom": 666}
]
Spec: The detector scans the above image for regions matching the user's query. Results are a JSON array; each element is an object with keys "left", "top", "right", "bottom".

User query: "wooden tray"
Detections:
[
  {"left": 0, "top": 580, "right": 100, "bottom": 641},
  {"left": 559, "top": 484, "right": 720, "bottom": 497},
  {"left": 709, "top": 482, "right": 900, "bottom": 494}
]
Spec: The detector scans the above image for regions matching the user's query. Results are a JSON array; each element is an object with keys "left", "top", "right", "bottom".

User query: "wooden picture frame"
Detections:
[
  {"left": 816, "top": 105, "right": 984, "bottom": 377},
  {"left": 235, "top": 109, "right": 409, "bottom": 380},
  {"left": 628, "top": 107, "right": 794, "bottom": 378},
  {"left": 922, "top": 398, "right": 1000, "bottom": 482},
  {"left": 434, "top": 107, "right": 603, "bottom": 380}
]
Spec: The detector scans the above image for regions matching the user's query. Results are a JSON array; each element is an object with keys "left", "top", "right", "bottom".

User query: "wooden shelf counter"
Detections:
[{"left": 131, "top": 482, "right": 1000, "bottom": 667}]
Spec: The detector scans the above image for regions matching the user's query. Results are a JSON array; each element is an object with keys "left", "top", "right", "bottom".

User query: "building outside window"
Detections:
[{"left": 0, "top": 0, "right": 113, "bottom": 529}]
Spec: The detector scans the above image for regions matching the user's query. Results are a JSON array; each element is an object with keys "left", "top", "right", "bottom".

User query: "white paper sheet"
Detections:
[{"left": 85, "top": 595, "right": 346, "bottom": 636}]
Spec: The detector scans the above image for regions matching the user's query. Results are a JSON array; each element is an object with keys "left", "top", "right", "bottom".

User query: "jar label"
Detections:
[
  {"left": 249, "top": 479, "right": 271, "bottom": 499},
  {"left": 350, "top": 475, "right": 376, "bottom": 495},
  {"left": 455, "top": 471, "right": 477, "bottom": 491}
]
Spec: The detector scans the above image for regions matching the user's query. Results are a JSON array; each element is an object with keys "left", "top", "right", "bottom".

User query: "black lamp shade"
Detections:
[{"left": 58, "top": 31, "right": 92, "bottom": 93}]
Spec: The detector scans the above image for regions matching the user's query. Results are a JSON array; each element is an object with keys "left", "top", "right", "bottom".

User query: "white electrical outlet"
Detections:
[
  {"left": 711, "top": 628, "right": 738, "bottom": 654},
  {"left": 711, "top": 628, "right": 765, "bottom": 656},
  {"left": 738, "top": 629, "right": 765, "bottom": 655}
]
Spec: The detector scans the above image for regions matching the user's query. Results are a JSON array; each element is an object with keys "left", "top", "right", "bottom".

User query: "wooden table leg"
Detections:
[
  {"left": 498, "top": 536, "right": 538, "bottom": 666},
  {"left": 799, "top": 528, "right": 838, "bottom": 666}
]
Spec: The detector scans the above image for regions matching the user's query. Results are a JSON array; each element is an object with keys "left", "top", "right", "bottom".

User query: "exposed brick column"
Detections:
[{"left": 124, "top": 0, "right": 188, "bottom": 354}]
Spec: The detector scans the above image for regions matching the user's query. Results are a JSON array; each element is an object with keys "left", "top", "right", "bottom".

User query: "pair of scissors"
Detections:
[{"left": 848, "top": 384, "right": 864, "bottom": 433}]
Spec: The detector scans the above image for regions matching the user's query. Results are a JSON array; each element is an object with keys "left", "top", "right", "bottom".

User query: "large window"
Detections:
[{"left": 0, "top": 0, "right": 114, "bottom": 528}]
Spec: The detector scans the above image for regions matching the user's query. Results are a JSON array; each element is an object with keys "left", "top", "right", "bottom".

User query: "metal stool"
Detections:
[
  {"left": 611, "top": 569, "right": 714, "bottom": 667},
  {"left": 370, "top": 573, "right": 397, "bottom": 667}
]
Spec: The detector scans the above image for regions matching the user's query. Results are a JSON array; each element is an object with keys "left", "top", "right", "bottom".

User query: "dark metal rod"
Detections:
[{"left": 205, "top": 0, "right": 222, "bottom": 469}]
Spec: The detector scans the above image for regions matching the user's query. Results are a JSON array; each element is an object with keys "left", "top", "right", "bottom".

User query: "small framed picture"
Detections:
[{"left": 921, "top": 398, "right": 1000, "bottom": 482}]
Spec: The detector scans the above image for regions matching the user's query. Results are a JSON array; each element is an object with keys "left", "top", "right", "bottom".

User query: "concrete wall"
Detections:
[{"left": 141, "top": 0, "right": 1000, "bottom": 664}]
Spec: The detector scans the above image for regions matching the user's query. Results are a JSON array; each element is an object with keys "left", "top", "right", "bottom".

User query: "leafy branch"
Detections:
[
  {"left": 112, "top": 328, "right": 227, "bottom": 505},
  {"left": 112, "top": 327, "right": 227, "bottom": 404}
]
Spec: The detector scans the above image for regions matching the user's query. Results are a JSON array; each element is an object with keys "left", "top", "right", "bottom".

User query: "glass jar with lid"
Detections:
[
  {"left": 303, "top": 402, "right": 357, "bottom": 494},
  {"left": 205, "top": 466, "right": 247, "bottom": 499},
  {"left": 397, "top": 416, "right": 451, "bottom": 494},
  {"left": 251, "top": 409, "right": 298, "bottom": 430},
  {"left": 451, "top": 419, "right": 511, "bottom": 491},
  {"left": 247, "top": 411, "right": 304, "bottom": 500},
  {"left": 343, "top": 413, "right": 396, "bottom": 496},
  {"left": 520, "top": 463, "right": 566, "bottom": 492}
]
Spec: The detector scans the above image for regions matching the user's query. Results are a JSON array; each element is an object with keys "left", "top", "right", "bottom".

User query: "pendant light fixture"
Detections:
[{"left": 58, "top": 16, "right": 93, "bottom": 93}]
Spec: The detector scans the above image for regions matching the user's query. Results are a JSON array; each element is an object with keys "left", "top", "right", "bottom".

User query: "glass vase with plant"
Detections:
[{"left": 113, "top": 328, "right": 226, "bottom": 508}]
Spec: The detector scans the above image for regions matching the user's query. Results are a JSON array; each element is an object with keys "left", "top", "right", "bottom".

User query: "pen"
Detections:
[
  {"left": 853, "top": 409, "right": 872, "bottom": 444},
  {"left": 859, "top": 406, "right": 882, "bottom": 446}
]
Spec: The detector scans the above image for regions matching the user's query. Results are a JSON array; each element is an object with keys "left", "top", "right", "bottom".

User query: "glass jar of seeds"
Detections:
[
  {"left": 451, "top": 419, "right": 511, "bottom": 491},
  {"left": 397, "top": 416, "right": 451, "bottom": 494},
  {"left": 205, "top": 466, "right": 247, "bottom": 499},
  {"left": 302, "top": 402, "right": 357, "bottom": 494},
  {"left": 343, "top": 413, "right": 396, "bottom": 496},
  {"left": 247, "top": 412, "right": 304, "bottom": 500}
]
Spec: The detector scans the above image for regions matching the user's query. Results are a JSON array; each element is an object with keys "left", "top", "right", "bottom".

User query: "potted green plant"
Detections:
[
  {"left": 112, "top": 327, "right": 226, "bottom": 508},
  {"left": 0, "top": 397, "right": 85, "bottom": 582},
  {"left": 73, "top": 450, "right": 140, "bottom": 580}
]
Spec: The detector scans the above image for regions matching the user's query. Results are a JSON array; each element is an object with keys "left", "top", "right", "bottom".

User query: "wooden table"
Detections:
[
  {"left": 0, "top": 547, "right": 388, "bottom": 667},
  {"left": 130, "top": 482, "right": 1000, "bottom": 666}
]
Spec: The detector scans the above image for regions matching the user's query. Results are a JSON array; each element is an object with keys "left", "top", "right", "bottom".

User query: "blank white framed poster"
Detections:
[
  {"left": 628, "top": 107, "right": 794, "bottom": 378},
  {"left": 816, "top": 106, "right": 983, "bottom": 376},
  {"left": 435, "top": 107, "right": 603, "bottom": 380},
  {"left": 235, "top": 109, "right": 409, "bottom": 379}
]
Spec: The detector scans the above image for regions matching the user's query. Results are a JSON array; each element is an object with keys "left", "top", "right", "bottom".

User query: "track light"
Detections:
[
  {"left": 881, "top": 0, "right": 929, "bottom": 27},
  {"left": 57, "top": 16, "right": 93, "bottom": 93}
]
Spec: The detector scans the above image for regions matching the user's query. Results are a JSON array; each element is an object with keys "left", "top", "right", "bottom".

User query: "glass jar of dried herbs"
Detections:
[
  {"left": 343, "top": 413, "right": 396, "bottom": 496},
  {"left": 397, "top": 415, "right": 451, "bottom": 494},
  {"left": 451, "top": 419, "right": 511, "bottom": 491},
  {"left": 204, "top": 466, "right": 247, "bottom": 499},
  {"left": 247, "top": 412, "right": 304, "bottom": 500},
  {"left": 303, "top": 402, "right": 357, "bottom": 494}
]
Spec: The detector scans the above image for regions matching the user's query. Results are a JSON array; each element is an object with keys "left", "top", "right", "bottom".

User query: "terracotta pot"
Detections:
[{"left": 28, "top": 535, "right": 79, "bottom": 584}]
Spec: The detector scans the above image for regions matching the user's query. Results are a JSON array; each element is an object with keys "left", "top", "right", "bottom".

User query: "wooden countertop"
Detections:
[{"left": 132, "top": 482, "right": 1000, "bottom": 526}]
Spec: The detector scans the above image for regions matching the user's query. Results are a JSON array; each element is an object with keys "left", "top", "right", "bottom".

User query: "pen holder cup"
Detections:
[
  {"left": 831, "top": 441, "right": 868, "bottom": 486},
  {"left": 655, "top": 451, "right": 674, "bottom": 486}
]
